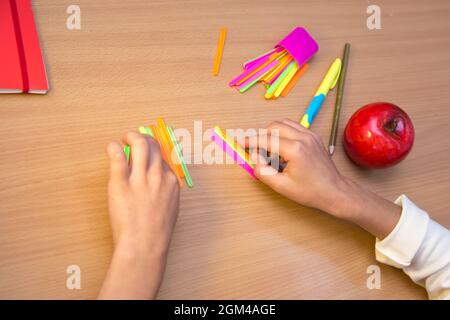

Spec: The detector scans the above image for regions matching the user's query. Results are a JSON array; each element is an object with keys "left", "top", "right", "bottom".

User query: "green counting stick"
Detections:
[
  {"left": 239, "top": 59, "right": 280, "bottom": 93},
  {"left": 123, "top": 125, "right": 193, "bottom": 188},
  {"left": 265, "top": 61, "right": 297, "bottom": 98},
  {"left": 167, "top": 126, "right": 193, "bottom": 188},
  {"left": 124, "top": 127, "right": 153, "bottom": 162},
  {"left": 123, "top": 145, "right": 131, "bottom": 162},
  {"left": 139, "top": 126, "right": 154, "bottom": 137}
]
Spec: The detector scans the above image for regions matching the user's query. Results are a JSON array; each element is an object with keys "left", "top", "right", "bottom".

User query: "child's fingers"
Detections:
[
  {"left": 279, "top": 118, "right": 321, "bottom": 144},
  {"left": 124, "top": 132, "right": 150, "bottom": 175},
  {"left": 146, "top": 137, "right": 164, "bottom": 172},
  {"left": 253, "top": 162, "right": 289, "bottom": 193},
  {"left": 250, "top": 150, "right": 269, "bottom": 165},
  {"left": 280, "top": 118, "right": 310, "bottom": 133},
  {"left": 244, "top": 135, "right": 297, "bottom": 161},
  {"left": 266, "top": 121, "right": 304, "bottom": 140},
  {"left": 107, "top": 141, "right": 129, "bottom": 181}
]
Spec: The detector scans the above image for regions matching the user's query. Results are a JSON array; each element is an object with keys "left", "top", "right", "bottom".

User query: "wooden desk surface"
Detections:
[{"left": 1, "top": 0, "right": 449, "bottom": 299}]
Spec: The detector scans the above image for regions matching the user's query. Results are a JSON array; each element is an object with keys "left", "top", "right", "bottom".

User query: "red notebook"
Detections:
[{"left": 0, "top": 0, "right": 48, "bottom": 94}]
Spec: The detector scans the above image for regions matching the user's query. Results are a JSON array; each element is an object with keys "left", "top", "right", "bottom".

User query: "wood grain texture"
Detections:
[{"left": 1, "top": 0, "right": 449, "bottom": 299}]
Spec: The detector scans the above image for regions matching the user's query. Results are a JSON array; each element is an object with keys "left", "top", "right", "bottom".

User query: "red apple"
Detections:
[{"left": 343, "top": 102, "right": 414, "bottom": 168}]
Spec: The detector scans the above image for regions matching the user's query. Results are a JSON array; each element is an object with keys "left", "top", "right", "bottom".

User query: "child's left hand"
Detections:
[{"left": 98, "top": 132, "right": 180, "bottom": 300}]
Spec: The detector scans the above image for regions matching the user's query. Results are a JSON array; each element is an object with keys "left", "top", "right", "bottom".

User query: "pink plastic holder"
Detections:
[{"left": 276, "top": 27, "right": 318, "bottom": 67}]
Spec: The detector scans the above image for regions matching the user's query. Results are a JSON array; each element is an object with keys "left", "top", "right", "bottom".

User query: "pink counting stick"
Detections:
[
  {"left": 237, "top": 60, "right": 279, "bottom": 91},
  {"left": 266, "top": 62, "right": 290, "bottom": 85},
  {"left": 243, "top": 55, "right": 270, "bottom": 72},
  {"left": 211, "top": 132, "right": 255, "bottom": 177},
  {"left": 242, "top": 47, "right": 283, "bottom": 69},
  {"left": 228, "top": 58, "right": 267, "bottom": 87}
]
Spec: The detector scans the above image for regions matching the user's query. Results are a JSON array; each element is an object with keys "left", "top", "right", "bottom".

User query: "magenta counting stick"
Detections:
[
  {"left": 211, "top": 132, "right": 255, "bottom": 177},
  {"left": 228, "top": 58, "right": 266, "bottom": 87},
  {"left": 242, "top": 47, "right": 283, "bottom": 70},
  {"left": 237, "top": 60, "right": 279, "bottom": 91},
  {"left": 243, "top": 55, "right": 270, "bottom": 71},
  {"left": 242, "top": 48, "right": 276, "bottom": 68},
  {"left": 266, "top": 62, "right": 290, "bottom": 85}
]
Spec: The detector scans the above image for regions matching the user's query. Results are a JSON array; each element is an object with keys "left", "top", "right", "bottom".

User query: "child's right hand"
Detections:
[
  {"left": 246, "top": 118, "right": 401, "bottom": 239},
  {"left": 246, "top": 119, "right": 351, "bottom": 219}
]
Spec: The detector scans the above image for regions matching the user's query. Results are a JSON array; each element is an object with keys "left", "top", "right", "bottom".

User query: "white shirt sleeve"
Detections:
[{"left": 375, "top": 195, "right": 450, "bottom": 300}]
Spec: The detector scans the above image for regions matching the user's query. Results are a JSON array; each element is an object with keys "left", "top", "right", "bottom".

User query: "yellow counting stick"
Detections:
[
  {"left": 265, "top": 61, "right": 297, "bottom": 99},
  {"left": 139, "top": 126, "right": 154, "bottom": 137},
  {"left": 213, "top": 126, "right": 254, "bottom": 168},
  {"left": 262, "top": 54, "right": 292, "bottom": 83},
  {"left": 274, "top": 64, "right": 299, "bottom": 98},
  {"left": 235, "top": 51, "right": 285, "bottom": 87},
  {"left": 140, "top": 122, "right": 193, "bottom": 188}
]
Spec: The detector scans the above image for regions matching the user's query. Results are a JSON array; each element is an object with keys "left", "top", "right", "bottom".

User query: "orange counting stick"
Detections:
[
  {"left": 281, "top": 63, "right": 309, "bottom": 97},
  {"left": 158, "top": 127, "right": 185, "bottom": 181},
  {"left": 157, "top": 119, "right": 185, "bottom": 179},
  {"left": 150, "top": 125, "right": 167, "bottom": 161},
  {"left": 235, "top": 50, "right": 285, "bottom": 86},
  {"left": 262, "top": 55, "right": 293, "bottom": 83},
  {"left": 150, "top": 125, "right": 184, "bottom": 187},
  {"left": 212, "top": 27, "right": 227, "bottom": 76}
]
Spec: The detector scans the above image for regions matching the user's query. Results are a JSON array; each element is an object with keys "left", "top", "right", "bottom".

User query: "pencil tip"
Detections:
[{"left": 328, "top": 145, "right": 335, "bottom": 155}]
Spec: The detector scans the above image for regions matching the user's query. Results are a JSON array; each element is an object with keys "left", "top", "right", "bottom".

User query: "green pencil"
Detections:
[{"left": 329, "top": 43, "right": 351, "bottom": 155}]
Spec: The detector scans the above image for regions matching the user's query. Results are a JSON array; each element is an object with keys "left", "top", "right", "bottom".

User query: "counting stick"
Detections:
[
  {"left": 124, "top": 145, "right": 131, "bottom": 163},
  {"left": 243, "top": 48, "right": 284, "bottom": 69},
  {"left": 234, "top": 51, "right": 282, "bottom": 86},
  {"left": 167, "top": 126, "right": 193, "bottom": 188},
  {"left": 280, "top": 63, "right": 309, "bottom": 97},
  {"left": 211, "top": 131, "right": 255, "bottom": 177},
  {"left": 261, "top": 54, "right": 291, "bottom": 83},
  {"left": 151, "top": 125, "right": 184, "bottom": 187},
  {"left": 157, "top": 119, "right": 185, "bottom": 179},
  {"left": 229, "top": 58, "right": 267, "bottom": 87},
  {"left": 274, "top": 64, "right": 299, "bottom": 98},
  {"left": 265, "top": 61, "right": 297, "bottom": 99},
  {"left": 238, "top": 60, "right": 279, "bottom": 93},
  {"left": 212, "top": 27, "right": 227, "bottom": 76},
  {"left": 213, "top": 126, "right": 254, "bottom": 167}
]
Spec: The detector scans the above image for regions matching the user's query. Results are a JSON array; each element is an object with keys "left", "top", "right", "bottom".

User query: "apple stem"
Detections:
[{"left": 384, "top": 119, "right": 398, "bottom": 133}]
